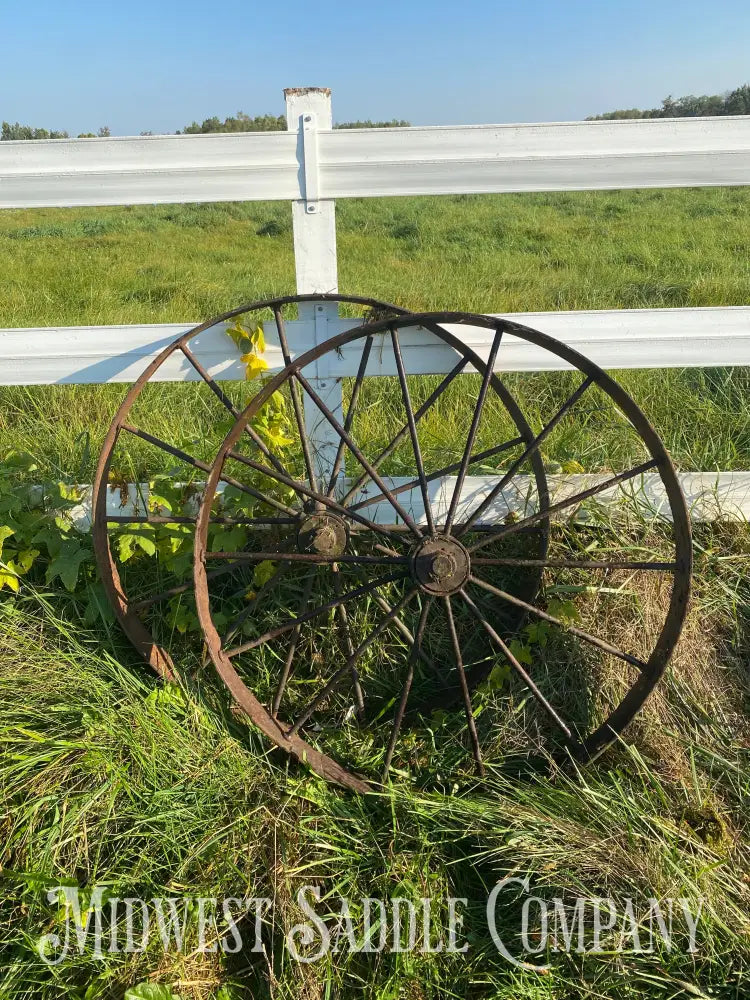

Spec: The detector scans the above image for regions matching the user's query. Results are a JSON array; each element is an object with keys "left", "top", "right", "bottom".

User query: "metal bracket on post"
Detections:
[
  {"left": 284, "top": 87, "right": 344, "bottom": 493},
  {"left": 301, "top": 112, "right": 320, "bottom": 213}
]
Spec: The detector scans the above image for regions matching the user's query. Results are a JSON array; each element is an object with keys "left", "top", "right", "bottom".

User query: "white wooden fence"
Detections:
[{"left": 1, "top": 87, "right": 749, "bottom": 518}]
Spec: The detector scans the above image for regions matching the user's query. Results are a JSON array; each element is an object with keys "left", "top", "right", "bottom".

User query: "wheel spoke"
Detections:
[
  {"left": 345, "top": 554, "right": 437, "bottom": 674},
  {"left": 107, "top": 515, "right": 295, "bottom": 525},
  {"left": 381, "top": 597, "right": 433, "bottom": 781},
  {"left": 443, "top": 596, "right": 485, "bottom": 776},
  {"left": 326, "top": 335, "right": 374, "bottom": 496},
  {"left": 225, "top": 448, "right": 411, "bottom": 543},
  {"left": 286, "top": 587, "right": 420, "bottom": 738},
  {"left": 444, "top": 326, "right": 503, "bottom": 535},
  {"left": 129, "top": 562, "right": 251, "bottom": 612},
  {"left": 226, "top": 570, "right": 407, "bottom": 658},
  {"left": 273, "top": 307, "right": 319, "bottom": 493},
  {"left": 292, "top": 367, "right": 424, "bottom": 538},
  {"left": 456, "top": 375, "right": 594, "bottom": 537},
  {"left": 271, "top": 571, "right": 317, "bottom": 717},
  {"left": 468, "top": 574, "right": 648, "bottom": 671},
  {"left": 205, "top": 551, "right": 407, "bottom": 566},
  {"left": 348, "top": 437, "right": 524, "bottom": 514},
  {"left": 120, "top": 424, "right": 298, "bottom": 517},
  {"left": 459, "top": 589, "right": 572, "bottom": 739},
  {"left": 221, "top": 559, "right": 291, "bottom": 648},
  {"left": 472, "top": 557, "right": 676, "bottom": 571},
  {"left": 340, "top": 357, "right": 468, "bottom": 507},
  {"left": 468, "top": 458, "right": 660, "bottom": 553},
  {"left": 390, "top": 326, "right": 435, "bottom": 535},
  {"left": 179, "top": 343, "right": 290, "bottom": 480},
  {"left": 332, "top": 564, "right": 366, "bottom": 718}
]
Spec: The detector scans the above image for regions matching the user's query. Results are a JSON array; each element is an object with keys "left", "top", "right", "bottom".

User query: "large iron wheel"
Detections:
[
  {"left": 92, "top": 295, "right": 446, "bottom": 679},
  {"left": 193, "top": 311, "right": 691, "bottom": 792}
]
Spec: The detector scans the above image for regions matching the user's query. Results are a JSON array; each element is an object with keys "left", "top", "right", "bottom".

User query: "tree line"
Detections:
[
  {"left": 4, "top": 83, "right": 749, "bottom": 140},
  {"left": 1, "top": 110, "right": 411, "bottom": 140},
  {"left": 1, "top": 122, "right": 111, "bottom": 140},
  {"left": 587, "top": 83, "right": 750, "bottom": 120}
]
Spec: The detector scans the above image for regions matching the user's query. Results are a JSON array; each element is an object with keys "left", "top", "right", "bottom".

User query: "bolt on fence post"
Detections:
[{"left": 284, "top": 87, "right": 344, "bottom": 493}]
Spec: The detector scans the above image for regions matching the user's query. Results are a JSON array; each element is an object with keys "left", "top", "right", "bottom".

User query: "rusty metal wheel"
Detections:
[
  {"left": 93, "top": 294, "right": 441, "bottom": 680},
  {"left": 192, "top": 311, "right": 691, "bottom": 792}
]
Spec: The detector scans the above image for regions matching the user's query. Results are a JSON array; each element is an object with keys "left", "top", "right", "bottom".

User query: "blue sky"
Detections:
[{"left": 4, "top": 1, "right": 749, "bottom": 135}]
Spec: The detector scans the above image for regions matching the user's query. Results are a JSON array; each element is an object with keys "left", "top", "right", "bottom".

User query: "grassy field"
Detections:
[
  {"left": 1, "top": 190, "right": 750, "bottom": 999},
  {"left": 0, "top": 188, "right": 749, "bottom": 478}
]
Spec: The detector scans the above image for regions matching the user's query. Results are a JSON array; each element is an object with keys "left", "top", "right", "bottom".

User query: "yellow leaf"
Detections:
[
  {"left": 250, "top": 325, "right": 266, "bottom": 353},
  {"left": 0, "top": 568, "right": 20, "bottom": 593},
  {"left": 244, "top": 588, "right": 257, "bottom": 602},
  {"left": 264, "top": 421, "right": 294, "bottom": 449},
  {"left": 225, "top": 320, "right": 249, "bottom": 350},
  {"left": 561, "top": 459, "right": 585, "bottom": 474},
  {"left": 241, "top": 352, "right": 269, "bottom": 381}
]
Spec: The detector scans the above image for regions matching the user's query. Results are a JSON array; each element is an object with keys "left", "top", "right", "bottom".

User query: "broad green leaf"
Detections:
[
  {"left": 486, "top": 663, "right": 510, "bottom": 690},
  {"left": 268, "top": 390, "right": 286, "bottom": 415},
  {"left": 253, "top": 560, "right": 276, "bottom": 587},
  {"left": 83, "top": 582, "right": 116, "bottom": 625},
  {"left": 225, "top": 319, "right": 251, "bottom": 351},
  {"left": 209, "top": 525, "right": 247, "bottom": 553},
  {"left": 547, "top": 597, "right": 580, "bottom": 624},
  {"left": 125, "top": 985, "right": 182, "bottom": 1000},
  {"left": 117, "top": 531, "right": 157, "bottom": 562},
  {"left": 57, "top": 482, "right": 82, "bottom": 503},
  {"left": 167, "top": 599, "right": 199, "bottom": 634},
  {"left": 0, "top": 525, "right": 15, "bottom": 560},
  {"left": 46, "top": 545, "right": 90, "bottom": 592},
  {"left": 508, "top": 639, "right": 533, "bottom": 665},
  {"left": 1, "top": 450, "right": 38, "bottom": 473},
  {"left": 146, "top": 684, "right": 186, "bottom": 712},
  {"left": 14, "top": 548, "right": 40, "bottom": 574},
  {"left": 524, "top": 621, "right": 550, "bottom": 647},
  {"left": 147, "top": 492, "right": 173, "bottom": 514}
]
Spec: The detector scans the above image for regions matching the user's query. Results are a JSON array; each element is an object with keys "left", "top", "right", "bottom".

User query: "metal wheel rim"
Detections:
[
  {"left": 93, "top": 295, "right": 547, "bottom": 687},
  {"left": 92, "top": 295, "right": 426, "bottom": 680},
  {"left": 193, "top": 311, "right": 691, "bottom": 790}
]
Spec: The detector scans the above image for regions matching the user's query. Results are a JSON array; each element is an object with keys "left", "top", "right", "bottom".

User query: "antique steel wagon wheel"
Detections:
[
  {"left": 92, "top": 294, "right": 462, "bottom": 680},
  {"left": 193, "top": 311, "right": 691, "bottom": 792}
]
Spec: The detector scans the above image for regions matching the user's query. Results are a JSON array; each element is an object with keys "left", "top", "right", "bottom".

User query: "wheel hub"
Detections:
[
  {"left": 410, "top": 536, "right": 471, "bottom": 595},
  {"left": 297, "top": 512, "right": 349, "bottom": 557}
]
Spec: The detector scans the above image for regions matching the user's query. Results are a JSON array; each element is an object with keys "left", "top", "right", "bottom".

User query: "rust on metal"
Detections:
[{"left": 95, "top": 298, "right": 692, "bottom": 793}]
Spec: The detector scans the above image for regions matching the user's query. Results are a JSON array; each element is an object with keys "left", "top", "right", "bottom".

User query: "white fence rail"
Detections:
[
  {"left": 1, "top": 88, "right": 748, "bottom": 519},
  {"left": 2, "top": 115, "right": 750, "bottom": 209},
  {"left": 1, "top": 88, "right": 749, "bottom": 385},
  {"left": 3, "top": 306, "right": 750, "bottom": 386}
]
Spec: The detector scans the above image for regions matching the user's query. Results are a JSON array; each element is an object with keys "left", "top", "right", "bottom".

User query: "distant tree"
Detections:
[
  {"left": 1, "top": 121, "right": 69, "bottom": 140},
  {"left": 588, "top": 83, "right": 750, "bottom": 120},
  {"left": 77, "top": 126, "right": 111, "bottom": 138},
  {"left": 724, "top": 84, "right": 750, "bottom": 115},
  {"left": 334, "top": 119, "right": 411, "bottom": 129},
  {"left": 179, "top": 111, "right": 286, "bottom": 134}
]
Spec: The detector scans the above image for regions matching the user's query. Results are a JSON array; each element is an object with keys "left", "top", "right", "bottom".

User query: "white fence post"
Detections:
[{"left": 284, "top": 87, "right": 344, "bottom": 491}]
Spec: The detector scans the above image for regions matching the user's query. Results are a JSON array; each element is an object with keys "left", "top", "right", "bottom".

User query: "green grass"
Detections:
[
  {"left": 0, "top": 189, "right": 749, "bottom": 479},
  {"left": 1, "top": 190, "right": 750, "bottom": 998},
  {"left": 1, "top": 552, "right": 749, "bottom": 998}
]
